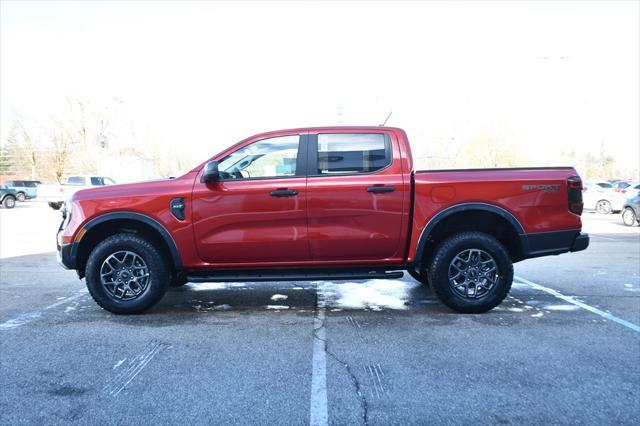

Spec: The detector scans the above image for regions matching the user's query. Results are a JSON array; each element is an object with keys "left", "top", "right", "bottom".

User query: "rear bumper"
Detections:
[{"left": 523, "top": 230, "right": 589, "bottom": 259}]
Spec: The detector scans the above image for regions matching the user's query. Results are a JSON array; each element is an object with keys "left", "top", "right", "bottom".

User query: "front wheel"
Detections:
[
  {"left": 596, "top": 200, "right": 612, "bottom": 215},
  {"left": 622, "top": 208, "right": 637, "bottom": 226},
  {"left": 48, "top": 202, "right": 63, "bottom": 210},
  {"left": 85, "top": 233, "right": 170, "bottom": 314},
  {"left": 16, "top": 192, "right": 26, "bottom": 202},
  {"left": 427, "top": 232, "right": 513, "bottom": 313},
  {"left": 2, "top": 196, "right": 16, "bottom": 209}
]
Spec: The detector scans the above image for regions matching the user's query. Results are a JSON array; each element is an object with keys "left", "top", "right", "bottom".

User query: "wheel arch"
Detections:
[
  {"left": 413, "top": 203, "right": 526, "bottom": 272},
  {"left": 73, "top": 212, "right": 182, "bottom": 278}
]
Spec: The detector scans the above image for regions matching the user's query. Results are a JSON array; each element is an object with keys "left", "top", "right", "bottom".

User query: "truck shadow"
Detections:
[{"left": 156, "top": 276, "right": 443, "bottom": 314}]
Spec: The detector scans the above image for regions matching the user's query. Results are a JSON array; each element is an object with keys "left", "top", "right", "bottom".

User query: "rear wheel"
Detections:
[
  {"left": 427, "top": 232, "right": 513, "bottom": 313},
  {"left": 16, "top": 192, "right": 26, "bottom": 202},
  {"left": 596, "top": 200, "right": 612, "bottom": 214},
  {"left": 2, "top": 196, "right": 16, "bottom": 209},
  {"left": 85, "top": 233, "right": 170, "bottom": 314},
  {"left": 622, "top": 207, "right": 637, "bottom": 226}
]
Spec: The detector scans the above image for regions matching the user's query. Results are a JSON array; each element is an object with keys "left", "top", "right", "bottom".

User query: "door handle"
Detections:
[
  {"left": 270, "top": 189, "right": 299, "bottom": 197},
  {"left": 367, "top": 185, "right": 395, "bottom": 193}
]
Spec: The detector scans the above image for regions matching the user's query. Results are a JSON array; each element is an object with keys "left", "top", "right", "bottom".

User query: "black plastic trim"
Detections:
[
  {"left": 186, "top": 267, "right": 404, "bottom": 283},
  {"left": 57, "top": 241, "right": 77, "bottom": 270},
  {"left": 414, "top": 202, "right": 526, "bottom": 268},
  {"left": 524, "top": 229, "right": 587, "bottom": 258},
  {"left": 72, "top": 211, "right": 183, "bottom": 270}
]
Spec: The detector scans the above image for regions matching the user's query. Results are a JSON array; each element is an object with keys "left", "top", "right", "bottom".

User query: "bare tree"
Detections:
[{"left": 51, "top": 121, "right": 71, "bottom": 183}]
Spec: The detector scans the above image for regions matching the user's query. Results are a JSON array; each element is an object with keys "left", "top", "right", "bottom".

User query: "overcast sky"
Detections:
[{"left": 1, "top": 0, "right": 638, "bottom": 170}]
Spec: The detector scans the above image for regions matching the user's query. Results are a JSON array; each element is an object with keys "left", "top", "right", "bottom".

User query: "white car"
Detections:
[
  {"left": 582, "top": 181, "right": 625, "bottom": 214},
  {"left": 38, "top": 176, "right": 116, "bottom": 210}
]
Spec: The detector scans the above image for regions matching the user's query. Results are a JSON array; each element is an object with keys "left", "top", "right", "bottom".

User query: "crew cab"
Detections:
[{"left": 57, "top": 127, "right": 589, "bottom": 314}]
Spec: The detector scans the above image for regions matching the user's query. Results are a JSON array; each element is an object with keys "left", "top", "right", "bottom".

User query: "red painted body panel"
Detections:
[
  {"left": 406, "top": 169, "right": 583, "bottom": 262},
  {"left": 61, "top": 126, "right": 583, "bottom": 272},
  {"left": 305, "top": 128, "right": 410, "bottom": 262}
]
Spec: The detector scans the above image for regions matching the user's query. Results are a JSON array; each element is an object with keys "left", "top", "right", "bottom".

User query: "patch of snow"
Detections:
[
  {"left": 113, "top": 359, "right": 126, "bottom": 369},
  {"left": 544, "top": 304, "right": 579, "bottom": 311},
  {"left": 531, "top": 312, "right": 544, "bottom": 318},
  {"left": 270, "top": 294, "right": 288, "bottom": 301},
  {"left": 318, "top": 279, "right": 419, "bottom": 311},
  {"left": 507, "top": 307, "right": 525, "bottom": 313},
  {"left": 0, "top": 312, "right": 42, "bottom": 329},
  {"left": 266, "top": 305, "right": 289, "bottom": 310},
  {"left": 190, "top": 282, "right": 229, "bottom": 291},
  {"left": 214, "top": 304, "right": 232, "bottom": 310},
  {"left": 292, "top": 287, "right": 304, "bottom": 290}
]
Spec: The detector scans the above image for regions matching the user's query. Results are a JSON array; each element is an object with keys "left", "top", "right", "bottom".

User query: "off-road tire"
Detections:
[
  {"left": 2, "top": 196, "right": 16, "bottom": 209},
  {"left": 16, "top": 192, "right": 26, "bottom": 202},
  {"left": 85, "top": 233, "right": 170, "bottom": 314},
  {"left": 427, "top": 232, "right": 513, "bottom": 313}
]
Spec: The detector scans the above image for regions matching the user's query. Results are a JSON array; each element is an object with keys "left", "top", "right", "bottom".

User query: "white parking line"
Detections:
[
  {"left": 515, "top": 276, "right": 640, "bottom": 333},
  {"left": 310, "top": 288, "right": 328, "bottom": 426},
  {"left": 0, "top": 290, "right": 87, "bottom": 330}
]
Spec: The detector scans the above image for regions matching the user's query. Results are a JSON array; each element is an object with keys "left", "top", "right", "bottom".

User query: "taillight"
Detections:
[{"left": 567, "top": 176, "right": 583, "bottom": 215}]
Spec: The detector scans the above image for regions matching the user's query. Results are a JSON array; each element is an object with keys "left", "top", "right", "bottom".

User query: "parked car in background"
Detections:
[
  {"left": 583, "top": 181, "right": 624, "bottom": 214},
  {"left": 0, "top": 185, "right": 18, "bottom": 209},
  {"left": 621, "top": 182, "right": 640, "bottom": 195},
  {"left": 621, "top": 189, "right": 640, "bottom": 226},
  {"left": 612, "top": 180, "right": 631, "bottom": 193},
  {"left": 38, "top": 176, "right": 116, "bottom": 210},
  {"left": 3, "top": 180, "right": 41, "bottom": 202}
]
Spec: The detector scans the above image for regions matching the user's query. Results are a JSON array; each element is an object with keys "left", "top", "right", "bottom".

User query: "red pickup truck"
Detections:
[{"left": 57, "top": 127, "right": 588, "bottom": 314}]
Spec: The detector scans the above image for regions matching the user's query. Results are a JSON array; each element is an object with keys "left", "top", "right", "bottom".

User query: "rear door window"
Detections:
[{"left": 315, "top": 133, "right": 390, "bottom": 175}]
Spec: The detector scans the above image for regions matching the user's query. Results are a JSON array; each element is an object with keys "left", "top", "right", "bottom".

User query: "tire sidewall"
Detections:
[
  {"left": 85, "top": 234, "right": 169, "bottom": 314},
  {"left": 3, "top": 196, "right": 16, "bottom": 209},
  {"left": 596, "top": 200, "right": 611, "bottom": 214},
  {"left": 622, "top": 208, "right": 636, "bottom": 226},
  {"left": 428, "top": 232, "right": 513, "bottom": 313},
  {"left": 16, "top": 192, "right": 26, "bottom": 202}
]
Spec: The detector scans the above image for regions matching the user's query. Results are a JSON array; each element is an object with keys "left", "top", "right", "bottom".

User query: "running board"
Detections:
[{"left": 186, "top": 269, "right": 405, "bottom": 283}]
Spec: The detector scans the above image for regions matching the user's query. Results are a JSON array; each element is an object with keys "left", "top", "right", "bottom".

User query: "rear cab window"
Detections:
[{"left": 314, "top": 133, "right": 391, "bottom": 175}]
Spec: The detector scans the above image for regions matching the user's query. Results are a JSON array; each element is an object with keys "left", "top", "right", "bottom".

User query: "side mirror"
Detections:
[{"left": 202, "top": 161, "right": 219, "bottom": 183}]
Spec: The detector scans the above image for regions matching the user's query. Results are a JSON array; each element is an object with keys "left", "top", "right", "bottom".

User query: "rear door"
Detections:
[
  {"left": 192, "top": 133, "right": 310, "bottom": 264},
  {"left": 306, "top": 130, "right": 408, "bottom": 262}
]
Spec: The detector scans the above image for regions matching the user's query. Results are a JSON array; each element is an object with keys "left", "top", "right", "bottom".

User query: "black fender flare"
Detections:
[
  {"left": 413, "top": 202, "right": 527, "bottom": 270},
  {"left": 72, "top": 211, "right": 182, "bottom": 270}
]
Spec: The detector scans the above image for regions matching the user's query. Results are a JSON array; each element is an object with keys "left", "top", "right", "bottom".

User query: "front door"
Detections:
[{"left": 192, "top": 133, "right": 309, "bottom": 264}]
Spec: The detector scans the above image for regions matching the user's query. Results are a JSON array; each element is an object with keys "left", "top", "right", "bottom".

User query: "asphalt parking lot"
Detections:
[{"left": 1, "top": 203, "right": 639, "bottom": 425}]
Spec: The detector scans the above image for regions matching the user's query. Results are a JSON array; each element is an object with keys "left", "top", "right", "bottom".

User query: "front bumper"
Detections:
[{"left": 56, "top": 240, "right": 78, "bottom": 270}]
